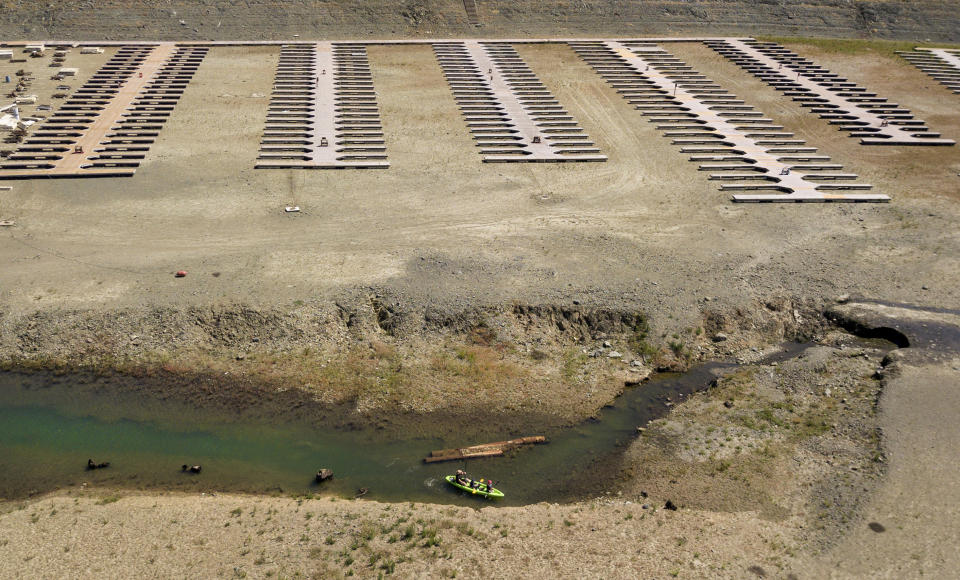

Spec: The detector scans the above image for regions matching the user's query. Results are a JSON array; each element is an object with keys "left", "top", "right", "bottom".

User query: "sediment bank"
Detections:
[{"left": 0, "top": 294, "right": 828, "bottom": 430}]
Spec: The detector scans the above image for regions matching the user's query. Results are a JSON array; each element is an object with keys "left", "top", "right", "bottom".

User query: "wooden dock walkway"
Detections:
[
  {"left": 709, "top": 39, "right": 954, "bottom": 146},
  {"left": 434, "top": 40, "right": 606, "bottom": 163},
  {"left": 898, "top": 48, "right": 960, "bottom": 95},
  {"left": 571, "top": 41, "right": 888, "bottom": 203},
  {"left": 0, "top": 43, "right": 206, "bottom": 179},
  {"left": 256, "top": 42, "right": 388, "bottom": 169}
]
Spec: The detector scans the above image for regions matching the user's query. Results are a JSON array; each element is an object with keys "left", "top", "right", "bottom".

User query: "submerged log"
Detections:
[
  {"left": 423, "top": 449, "right": 503, "bottom": 463},
  {"left": 424, "top": 435, "right": 547, "bottom": 463}
]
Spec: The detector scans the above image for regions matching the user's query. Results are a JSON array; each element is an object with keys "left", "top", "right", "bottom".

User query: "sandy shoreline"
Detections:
[{"left": 0, "top": 489, "right": 799, "bottom": 579}]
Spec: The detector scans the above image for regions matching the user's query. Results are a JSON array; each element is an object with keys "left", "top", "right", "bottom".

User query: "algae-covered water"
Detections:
[{"left": 0, "top": 344, "right": 809, "bottom": 505}]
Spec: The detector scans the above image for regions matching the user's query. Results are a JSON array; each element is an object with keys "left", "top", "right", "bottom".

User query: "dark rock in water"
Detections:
[
  {"left": 182, "top": 464, "right": 202, "bottom": 474},
  {"left": 664, "top": 500, "right": 678, "bottom": 511},
  {"left": 315, "top": 468, "right": 334, "bottom": 483}
]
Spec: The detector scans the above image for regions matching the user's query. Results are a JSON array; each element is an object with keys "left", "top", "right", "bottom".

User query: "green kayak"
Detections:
[{"left": 445, "top": 475, "right": 504, "bottom": 499}]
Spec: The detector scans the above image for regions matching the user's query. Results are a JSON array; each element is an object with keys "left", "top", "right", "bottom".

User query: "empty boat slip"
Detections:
[
  {"left": 570, "top": 41, "right": 888, "bottom": 202},
  {"left": 0, "top": 44, "right": 207, "bottom": 179},
  {"left": 898, "top": 48, "right": 960, "bottom": 95},
  {"left": 256, "top": 42, "right": 388, "bottom": 169},
  {"left": 707, "top": 39, "right": 954, "bottom": 146},
  {"left": 433, "top": 41, "right": 606, "bottom": 162}
]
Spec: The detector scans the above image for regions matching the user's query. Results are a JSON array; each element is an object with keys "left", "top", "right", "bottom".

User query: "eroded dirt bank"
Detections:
[{"left": 0, "top": 293, "right": 827, "bottom": 431}]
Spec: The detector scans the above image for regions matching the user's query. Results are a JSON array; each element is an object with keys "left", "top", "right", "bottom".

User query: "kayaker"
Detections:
[
  {"left": 455, "top": 469, "right": 467, "bottom": 484},
  {"left": 446, "top": 474, "right": 503, "bottom": 498}
]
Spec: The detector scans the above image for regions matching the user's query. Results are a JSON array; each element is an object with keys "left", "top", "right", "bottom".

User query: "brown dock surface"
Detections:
[
  {"left": 256, "top": 42, "right": 388, "bottom": 169},
  {"left": 571, "top": 41, "right": 889, "bottom": 203},
  {"left": 434, "top": 41, "right": 606, "bottom": 163},
  {"left": 0, "top": 43, "right": 206, "bottom": 179}
]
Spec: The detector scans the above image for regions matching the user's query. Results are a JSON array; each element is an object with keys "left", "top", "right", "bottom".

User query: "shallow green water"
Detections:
[{"left": 0, "top": 345, "right": 808, "bottom": 505}]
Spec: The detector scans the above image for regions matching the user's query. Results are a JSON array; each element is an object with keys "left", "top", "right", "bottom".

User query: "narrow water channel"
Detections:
[{"left": 0, "top": 343, "right": 812, "bottom": 505}]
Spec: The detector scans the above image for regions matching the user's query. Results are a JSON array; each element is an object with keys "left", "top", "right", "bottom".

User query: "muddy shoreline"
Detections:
[
  {"left": 0, "top": 294, "right": 831, "bottom": 436},
  {"left": 0, "top": 337, "right": 826, "bottom": 503},
  {"left": 0, "top": 294, "right": 916, "bottom": 505},
  {"left": 0, "top": 364, "right": 578, "bottom": 441}
]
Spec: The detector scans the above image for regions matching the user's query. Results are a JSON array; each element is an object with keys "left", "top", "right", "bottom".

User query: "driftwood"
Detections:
[{"left": 423, "top": 435, "right": 547, "bottom": 463}]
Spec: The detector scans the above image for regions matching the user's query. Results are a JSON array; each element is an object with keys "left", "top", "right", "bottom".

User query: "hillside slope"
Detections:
[{"left": 0, "top": 0, "right": 956, "bottom": 41}]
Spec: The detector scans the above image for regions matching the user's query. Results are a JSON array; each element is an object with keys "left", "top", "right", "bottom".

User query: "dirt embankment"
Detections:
[
  {"left": 0, "top": 292, "right": 827, "bottom": 432},
  {"left": 1, "top": 0, "right": 958, "bottom": 41}
]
